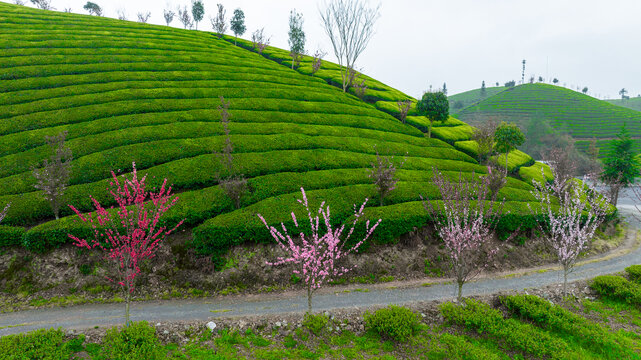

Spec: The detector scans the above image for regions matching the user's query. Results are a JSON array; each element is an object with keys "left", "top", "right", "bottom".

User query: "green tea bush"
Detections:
[
  {"left": 441, "top": 298, "right": 573, "bottom": 359},
  {"left": 590, "top": 275, "right": 641, "bottom": 305},
  {"left": 0, "top": 225, "right": 26, "bottom": 247},
  {"left": 500, "top": 294, "right": 636, "bottom": 359},
  {"left": 364, "top": 305, "right": 421, "bottom": 342},
  {"left": 0, "top": 328, "right": 82, "bottom": 360},
  {"left": 97, "top": 321, "right": 164, "bottom": 360},
  {"left": 302, "top": 313, "right": 329, "bottom": 336},
  {"left": 625, "top": 265, "right": 641, "bottom": 282}
]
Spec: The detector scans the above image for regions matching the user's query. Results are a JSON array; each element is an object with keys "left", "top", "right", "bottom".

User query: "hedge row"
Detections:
[
  {"left": 441, "top": 299, "right": 577, "bottom": 359},
  {"left": 431, "top": 125, "right": 475, "bottom": 143},
  {"left": 590, "top": 275, "right": 641, "bottom": 306},
  {"left": 0, "top": 109, "right": 421, "bottom": 157},
  {"left": 0, "top": 121, "right": 439, "bottom": 177},
  {"left": 2, "top": 79, "right": 322, "bottom": 107},
  {"left": 492, "top": 150, "right": 535, "bottom": 172},
  {"left": 0, "top": 68, "right": 327, "bottom": 93},
  {"left": 500, "top": 294, "right": 637, "bottom": 359},
  {"left": 0, "top": 149, "right": 487, "bottom": 226},
  {"left": 519, "top": 162, "right": 554, "bottom": 185},
  {"left": 625, "top": 265, "right": 641, "bottom": 282},
  {"left": 1, "top": 97, "right": 393, "bottom": 136},
  {"left": 0, "top": 132, "right": 474, "bottom": 196},
  {"left": 0, "top": 225, "right": 26, "bottom": 248},
  {"left": 19, "top": 171, "right": 537, "bottom": 252},
  {"left": 191, "top": 183, "right": 540, "bottom": 256},
  {"left": 1, "top": 85, "right": 364, "bottom": 119}
]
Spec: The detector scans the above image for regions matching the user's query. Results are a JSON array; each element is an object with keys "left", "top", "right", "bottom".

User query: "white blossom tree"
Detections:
[{"left": 530, "top": 166, "right": 609, "bottom": 296}]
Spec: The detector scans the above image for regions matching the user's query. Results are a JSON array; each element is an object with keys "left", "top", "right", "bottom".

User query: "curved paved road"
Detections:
[{"left": 1, "top": 197, "right": 639, "bottom": 336}]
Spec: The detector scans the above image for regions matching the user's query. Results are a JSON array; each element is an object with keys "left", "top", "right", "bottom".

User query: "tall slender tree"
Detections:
[
  {"left": 319, "top": 0, "right": 380, "bottom": 92},
  {"left": 229, "top": 8, "right": 246, "bottom": 45},
  {"left": 191, "top": 0, "right": 204, "bottom": 30},
  {"left": 288, "top": 9, "right": 306, "bottom": 69},
  {"left": 494, "top": 122, "right": 525, "bottom": 175}
]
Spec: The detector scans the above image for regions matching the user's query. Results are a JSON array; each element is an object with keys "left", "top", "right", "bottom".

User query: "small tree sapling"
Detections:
[
  {"left": 69, "top": 163, "right": 183, "bottom": 326},
  {"left": 251, "top": 28, "right": 270, "bottom": 54},
  {"left": 368, "top": 146, "right": 405, "bottom": 206},
  {"left": 259, "top": 188, "right": 381, "bottom": 313},
  {"left": 311, "top": 49, "right": 326, "bottom": 76},
  {"left": 397, "top": 100, "right": 411, "bottom": 124},
  {"left": 32, "top": 131, "right": 72, "bottom": 220}
]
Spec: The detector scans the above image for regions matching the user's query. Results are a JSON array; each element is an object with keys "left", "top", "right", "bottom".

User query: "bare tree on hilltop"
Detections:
[
  {"left": 177, "top": 6, "right": 192, "bottom": 29},
  {"left": 116, "top": 8, "right": 127, "bottom": 21},
  {"left": 137, "top": 12, "right": 151, "bottom": 23},
  {"left": 30, "top": 0, "right": 54, "bottom": 10},
  {"left": 211, "top": 3, "right": 227, "bottom": 38},
  {"left": 320, "top": 0, "right": 380, "bottom": 92},
  {"left": 163, "top": 7, "right": 175, "bottom": 26},
  {"left": 251, "top": 28, "right": 270, "bottom": 54}
]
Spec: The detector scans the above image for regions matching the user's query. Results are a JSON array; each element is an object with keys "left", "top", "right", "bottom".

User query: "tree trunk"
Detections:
[
  {"left": 505, "top": 151, "right": 509, "bottom": 176},
  {"left": 457, "top": 280, "right": 463, "bottom": 302},
  {"left": 125, "top": 290, "right": 131, "bottom": 327},
  {"left": 307, "top": 285, "right": 312, "bottom": 314},
  {"left": 427, "top": 120, "right": 432, "bottom": 139},
  {"left": 563, "top": 268, "right": 568, "bottom": 298}
]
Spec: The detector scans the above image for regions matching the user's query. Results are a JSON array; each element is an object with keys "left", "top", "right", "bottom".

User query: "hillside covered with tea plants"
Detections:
[
  {"left": 0, "top": 2, "right": 546, "bottom": 257},
  {"left": 455, "top": 83, "right": 641, "bottom": 156}
]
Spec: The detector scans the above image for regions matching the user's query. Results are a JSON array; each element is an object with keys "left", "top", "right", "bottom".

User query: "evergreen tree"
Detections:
[
  {"left": 601, "top": 126, "right": 639, "bottom": 206},
  {"left": 230, "top": 8, "right": 246, "bottom": 45},
  {"left": 480, "top": 80, "right": 486, "bottom": 97}
]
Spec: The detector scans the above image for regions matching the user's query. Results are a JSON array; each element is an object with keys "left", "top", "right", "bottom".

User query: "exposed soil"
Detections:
[{"left": 0, "top": 220, "right": 625, "bottom": 313}]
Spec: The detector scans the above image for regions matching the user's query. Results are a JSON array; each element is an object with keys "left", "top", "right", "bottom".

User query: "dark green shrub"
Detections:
[
  {"left": 0, "top": 328, "right": 82, "bottom": 360},
  {"left": 364, "top": 305, "right": 421, "bottom": 342},
  {"left": 625, "top": 265, "right": 641, "bottom": 282},
  {"left": 0, "top": 225, "right": 25, "bottom": 247},
  {"left": 302, "top": 313, "right": 329, "bottom": 336},
  {"left": 97, "top": 321, "right": 164, "bottom": 360}
]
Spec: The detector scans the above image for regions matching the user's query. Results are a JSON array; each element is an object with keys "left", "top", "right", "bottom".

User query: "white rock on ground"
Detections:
[{"left": 206, "top": 321, "right": 216, "bottom": 331}]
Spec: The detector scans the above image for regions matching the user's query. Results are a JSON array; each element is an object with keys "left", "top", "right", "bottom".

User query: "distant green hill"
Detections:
[
  {"left": 455, "top": 83, "right": 641, "bottom": 156},
  {"left": 607, "top": 97, "right": 641, "bottom": 112},
  {"left": 449, "top": 86, "right": 506, "bottom": 113},
  {"left": 0, "top": 2, "right": 544, "bottom": 255}
]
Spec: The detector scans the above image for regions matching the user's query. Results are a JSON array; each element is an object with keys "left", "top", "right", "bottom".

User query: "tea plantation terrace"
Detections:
[
  {"left": 454, "top": 83, "right": 641, "bottom": 156},
  {"left": 0, "top": 2, "right": 545, "bottom": 257}
]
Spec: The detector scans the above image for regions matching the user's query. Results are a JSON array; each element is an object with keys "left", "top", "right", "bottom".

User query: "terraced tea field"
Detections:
[
  {"left": 0, "top": 2, "right": 545, "bottom": 257},
  {"left": 608, "top": 97, "right": 641, "bottom": 112},
  {"left": 448, "top": 85, "right": 507, "bottom": 112},
  {"left": 455, "top": 83, "right": 641, "bottom": 156}
]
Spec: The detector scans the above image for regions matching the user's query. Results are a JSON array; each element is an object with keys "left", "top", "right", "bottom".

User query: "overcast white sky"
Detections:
[{"left": 7, "top": 0, "right": 641, "bottom": 99}]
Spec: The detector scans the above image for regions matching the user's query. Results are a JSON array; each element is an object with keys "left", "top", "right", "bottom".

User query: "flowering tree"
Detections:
[
  {"left": 423, "top": 169, "right": 503, "bottom": 301},
  {"left": 68, "top": 163, "right": 183, "bottom": 326},
  {"left": 530, "top": 166, "right": 608, "bottom": 296},
  {"left": 368, "top": 146, "right": 405, "bottom": 206},
  {"left": 251, "top": 28, "right": 270, "bottom": 54},
  {"left": 259, "top": 188, "right": 381, "bottom": 313},
  {"left": 311, "top": 49, "right": 326, "bottom": 76}
]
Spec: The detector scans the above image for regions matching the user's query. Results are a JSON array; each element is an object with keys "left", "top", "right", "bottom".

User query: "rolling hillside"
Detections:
[
  {"left": 0, "top": 2, "right": 544, "bottom": 256},
  {"left": 455, "top": 83, "right": 641, "bottom": 156},
  {"left": 448, "top": 85, "right": 506, "bottom": 112},
  {"left": 607, "top": 97, "right": 641, "bottom": 112}
]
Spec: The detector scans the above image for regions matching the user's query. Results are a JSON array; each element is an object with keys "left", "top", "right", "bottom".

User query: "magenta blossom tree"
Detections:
[
  {"left": 68, "top": 163, "right": 183, "bottom": 326},
  {"left": 530, "top": 167, "right": 609, "bottom": 296},
  {"left": 423, "top": 169, "right": 503, "bottom": 301},
  {"left": 259, "top": 188, "right": 381, "bottom": 313}
]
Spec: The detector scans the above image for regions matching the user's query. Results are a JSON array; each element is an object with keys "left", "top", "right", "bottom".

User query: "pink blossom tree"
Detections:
[
  {"left": 259, "top": 188, "right": 381, "bottom": 313},
  {"left": 530, "top": 167, "right": 609, "bottom": 296},
  {"left": 423, "top": 168, "right": 503, "bottom": 301},
  {"left": 68, "top": 163, "right": 183, "bottom": 326}
]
